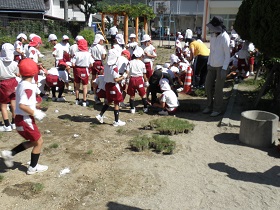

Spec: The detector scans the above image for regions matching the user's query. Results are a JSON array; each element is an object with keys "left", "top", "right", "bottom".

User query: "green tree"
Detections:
[
  {"left": 68, "top": 0, "right": 100, "bottom": 25},
  {"left": 234, "top": 0, "right": 255, "bottom": 41}
]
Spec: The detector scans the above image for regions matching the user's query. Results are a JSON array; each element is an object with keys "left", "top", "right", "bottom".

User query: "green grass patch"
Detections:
[
  {"left": 0, "top": 175, "right": 4, "bottom": 182},
  {"left": 87, "top": 150, "right": 93, "bottom": 155},
  {"left": 116, "top": 127, "right": 126, "bottom": 134},
  {"left": 129, "top": 135, "right": 175, "bottom": 154},
  {"left": 149, "top": 117, "right": 195, "bottom": 135},
  {"left": 31, "top": 183, "right": 44, "bottom": 193},
  {"left": 241, "top": 77, "right": 265, "bottom": 90},
  {"left": 138, "top": 110, "right": 144, "bottom": 115},
  {"left": 49, "top": 143, "right": 59, "bottom": 149},
  {"left": 193, "top": 88, "right": 206, "bottom": 97}
]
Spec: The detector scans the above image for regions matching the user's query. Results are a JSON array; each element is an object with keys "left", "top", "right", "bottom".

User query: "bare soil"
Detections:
[{"left": 0, "top": 46, "right": 279, "bottom": 210}]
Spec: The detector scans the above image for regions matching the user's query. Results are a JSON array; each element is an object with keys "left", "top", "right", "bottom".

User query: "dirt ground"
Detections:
[{"left": 0, "top": 45, "right": 280, "bottom": 210}]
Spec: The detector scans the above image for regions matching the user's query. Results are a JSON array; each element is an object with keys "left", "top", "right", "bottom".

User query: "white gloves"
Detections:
[
  {"left": 221, "top": 69, "right": 227, "bottom": 80},
  {"left": 33, "top": 109, "right": 46, "bottom": 121},
  {"left": 144, "top": 81, "right": 150, "bottom": 87},
  {"left": 122, "top": 72, "right": 128, "bottom": 79}
]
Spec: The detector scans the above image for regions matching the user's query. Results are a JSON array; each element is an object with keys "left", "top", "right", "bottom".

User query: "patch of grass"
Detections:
[
  {"left": 0, "top": 174, "right": 4, "bottom": 182},
  {"left": 31, "top": 183, "right": 44, "bottom": 193},
  {"left": 193, "top": 88, "right": 206, "bottom": 97},
  {"left": 138, "top": 110, "right": 144, "bottom": 115},
  {"left": 49, "top": 143, "right": 59, "bottom": 149},
  {"left": 149, "top": 117, "right": 195, "bottom": 135},
  {"left": 90, "top": 123, "right": 97, "bottom": 128},
  {"left": 40, "top": 100, "right": 51, "bottom": 109},
  {"left": 116, "top": 127, "right": 126, "bottom": 134},
  {"left": 87, "top": 150, "right": 93, "bottom": 155},
  {"left": 129, "top": 135, "right": 175, "bottom": 154},
  {"left": 242, "top": 77, "right": 265, "bottom": 88}
]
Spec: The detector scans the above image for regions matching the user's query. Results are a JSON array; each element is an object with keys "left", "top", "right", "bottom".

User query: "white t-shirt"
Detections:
[
  {"left": 14, "top": 40, "right": 24, "bottom": 56},
  {"left": 52, "top": 43, "right": 64, "bottom": 61},
  {"left": 109, "top": 26, "right": 118, "bottom": 35},
  {"left": 112, "top": 44, "right": 123, "bottom": 56},
  {"left": 72, "top": 51, "right": 94, "bottom": 67},
  {"left": 104, "top": 64, "right": 119, "bottom": 83},
  {"left": 0, "top": 60, "right": 18, "bottom": 80},
  {"left": 143, "top": 44, "right": 156, "bottom": 63},
  {"left": 69, "top": 44, "right": 78, "bottom": 58},
  {"left": 161, "top": 90, "right": 179, "bottom": 109},
  {"left": 90, "top": 44, "right": 107, "bottom": 60},
  {"left": 15, "top": 80, "right": 37, "bottom": 116},
  {"left": 116, "top": 55, "right": 129, "bottom": 74},
  {"left": 28, "top": 46, "right": 40, "bottom": 63},
  {"left": 127, "top": 59, "right": 146, "bottom": 77},
  {"left": 185, "top": 29, "right": 193, "bottom": 39},
  {"left": 94, "top": 75, "right": 106, "bottom": 92}
]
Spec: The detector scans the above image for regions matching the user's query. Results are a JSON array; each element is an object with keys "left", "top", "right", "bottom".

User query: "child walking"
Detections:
[
  {"left": 96, "top": 49, "right": 127, "bottom": 126},
  {"left": 1, "top": 58, "right": 48, "bottom": 175}
]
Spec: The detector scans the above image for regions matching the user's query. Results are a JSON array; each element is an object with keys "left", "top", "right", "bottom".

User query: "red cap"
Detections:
[
  {"left": 77, "top": 39, "right": 88, "bottom": 52},
  {"left": 19, "top": 58, "right": 39, "bottom": 77},
  {"left": 58, "top": 59, "right": 67, "bottom": 67},
  {"left": 121, "top": 50, "right": 131, "bottom": 60},
  {"left": 29, "top": 36, "right": 42, "bottom": 47}
]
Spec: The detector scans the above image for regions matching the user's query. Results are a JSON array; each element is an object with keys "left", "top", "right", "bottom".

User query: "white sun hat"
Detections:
[
  {"left": 107, "top": 49, "right": 119, "bottom": 65},
  {"left": 115, "top": 34, "right": 125, "bottom": 45},
  {"left": 48, "top": 34, "right": 58, "bottom": 42},
  {"left": 129, "top": 33, "right": 136, "bottom": 38},
  {"left": 0, "top": 43, "right": 15, "bottom": 62},
  {"left": 17, "top": 33, "right": 27, "bottom": 40},
  {"left": 133, "top": 46, "right": 144, "bottom": 58},
  {"left": 141, "top": 34, "right": 151, "bottom": 42}
]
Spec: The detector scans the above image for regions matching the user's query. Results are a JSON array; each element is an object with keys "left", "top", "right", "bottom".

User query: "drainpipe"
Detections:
[
  {"left": 202, "top": 0, "right": 209, "bottom": 41},
  {"left": 64, "top": 0, "right": 68, "bottom": 21}
]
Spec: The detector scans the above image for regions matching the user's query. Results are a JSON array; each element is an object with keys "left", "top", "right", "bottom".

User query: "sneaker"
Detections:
[
  {"left": 113, "top": 120, "right": 126, "bottom": 127},
  {"left": 27, "top": 164, "right": 48, "bottom": 175},
  {"left": 158, "top": 110, "right": 169, "bottom": 116},
  {"left": 52, "top": 97, "right": 57, "bottom": 102},
  {"left": 202, "top": 107, "right": 212, "bottom": 114},
  {"left": 250, "top": 72, "right": 254, "bottom": 76},
  {"left": 143, "top": 108, "right": 148, "bottom": 113},
  {"left": 210, "top": 111, "right": 221, "bottom": 117},
  {"left": 0, "top": 125, "right": 12, "bottom": 132},
  {"left": 96, "top": 114, "right": 104, "bottom": 124},
  {"left": 82, "top": 101, "right": 88, "bottom": 107},
  {"left": 176, "top": 87, "right": 183, "bottom": 93},
  {"left": 130, "top": 108, "right": 136, "bottom": 114},
  {"left": 75, "top": 99, "right": 80, "bottom": 105},
  {"left": 10, "top": 123, "right": 16, "bottom": 130},
  {"left": 57, "top": 97, "right": 66, "bottom": 102},
  {"left": 1, "top": 150, "right": 14, "bottom": 167}
]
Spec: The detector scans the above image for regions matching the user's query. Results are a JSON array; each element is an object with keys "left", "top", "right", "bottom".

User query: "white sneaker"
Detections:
[
  {"left": 1, "top": 150, "right": 14, "bottom": 167},
  {"left": 250, "top": 72, "right": 255, "bottom": 76},
  {"left": 177, "top": 87, "right": 184, "bottom": 93},
  {"left": 82, "top": 101, "right": 88, "bottom": 107},
  {"left": 96, "top": 114, "right": 104, "bottom": 124},
  {"left": 57, "top": 97, "right": 66, "bottom": 102},
  {"left": 0, "top": 125, "right": 12, "bottom": 132},
  {"left": 210, "top": 111, "right": 221, "bottom": 117},
  {"left": 202, "top": 107, "right": 212, "bottom": 114},
  {"left": 10, "top": 123, "right": 16, "bottom": 130},
  {"left": 52, "top": 97, "right": 57, "bottom": 102},
  {"left": 27, "top": 164, "right": 48, "bottom": 175},
  {"left": 158, "top": 110, "right": 169, "bottom": 116},
  {"left": 113, "top": 120, "right": 126, "bottom": 127},
  {"left": 143, "top": 108, "right": 148, "bottom": 113},
  {"left": 130, "top": 108, "right": 136, "bottom": 114},
  {"left": 75, "top": 100, "right": 80, "bottom": 105}
]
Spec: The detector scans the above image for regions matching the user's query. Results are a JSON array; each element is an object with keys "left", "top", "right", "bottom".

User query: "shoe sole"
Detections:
[{"left": 27, "top": 168, "right": 48, "bottom": 175}]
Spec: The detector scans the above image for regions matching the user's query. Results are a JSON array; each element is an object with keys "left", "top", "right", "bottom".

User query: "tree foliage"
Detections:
[
  {"left": 99, "top": 3, "right": 156, "bottom": 20},
  {"left": 234, "top": 0, "right": 255, "bottom": 41},
  {"left": 68, "top": 0, "right": 100, "bottom": 25}
]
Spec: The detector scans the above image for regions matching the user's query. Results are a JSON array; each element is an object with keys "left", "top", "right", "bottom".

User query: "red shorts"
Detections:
[
  {"left": 0, "top": 78, "right": 18, "bottom": 103},
  {"left": 15, "top": 115, "right": 41, "bottom": 141},
  {"left": 46, "top": 74, "right": 64, "bottom": 88},
  {"left": 249, "top": 57, "right": 255, "bottom": 65},
  {"left": 145, "top": 62, "right": 153, "bottom": 79},
  {"left": 91, "top": 60, "right": 103, "bottom": 75},
  {"left": 105, "top": 83, "right": 123, "bottom": 104},
  {"left": 96, "top": 89, "right": 106, "bottom": 99},
  {"left": 127, "top": 76, "right": 146, "bottom": 97},
  {"left": 238, "top": 59, "right": 249, "bottom": 72},
  {"left": 74, "top": 67, "right": 89, "bottom": 85}
]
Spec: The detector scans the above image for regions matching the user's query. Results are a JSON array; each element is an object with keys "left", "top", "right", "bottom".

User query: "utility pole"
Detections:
[{"left": 64, "top": 0, "right": 68, "bottom": 21}]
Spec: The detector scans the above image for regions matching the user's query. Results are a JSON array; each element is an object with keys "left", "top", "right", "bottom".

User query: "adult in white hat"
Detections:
[
  {"left": 141, "top": 34, "right": 157, "bottom": 80},
  {"left": 203, "top": 16, "right": 230, "bottom": 117},
  {"left": 96, "top": 49, "right": 127, "bottom": 127},
  {"left": 0, "top": 43, "right": 19, "bottom": 132},
  {"left": 108, "top": 25, "right": 118, "bottom": 48},
  {"left": 89, "top": 34, "right": 107, "bottom": 96},
  {"left": 14, "top": 33, "right": 27, "bottom": 62}
]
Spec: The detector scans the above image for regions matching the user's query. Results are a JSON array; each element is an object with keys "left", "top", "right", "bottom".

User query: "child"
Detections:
[
  {"left": 96, "top": 49, "right": 127, "bottom": 126},
  {"left": 112, "top": 34, "right": 125, "bottom": 56},
  {"left": 92, "top": 69, "right": 106, "bottom": 105},
  {"left": 175, "top": 34, "right": 186, "bottom": 62},
  {"left": 1, "top": 58, "right": 48, "bottom": 175},
  {"left": 141, "top": 34, "right": 157, "bottom": 80},
  {"left": 0, "top": 43, "right": 19, "bottom": 132},
  {"left": 153, "top": 78, "right": 179, "bottom": 116},
  {"left": 46, "top": 60, "right": 69, "bottom": 102},
  {"left": 48, "top": 34, "right": 64, "bottom": 67},
  {"left": 71, "top": 39, "right": 94, "bottom": 106},
  {"left": 127, "top": 47, "right": 149, "bottom": 113},
  {"left": 89, "top": 34, "right": 107, "bottom": 94},
  {"left": 14, "top": 33, "right": 27, "bottom": 62},
  {"left": 126, "top": 33, "right": 138, "bottom": 57}
]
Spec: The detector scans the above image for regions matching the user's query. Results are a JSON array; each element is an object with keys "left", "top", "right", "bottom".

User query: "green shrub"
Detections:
[
  {"left": 79, "top": 29, "right": 95, "bottom": 46},
  {"left": 0, "top": 36, "right": 15, "bottom": 46}
]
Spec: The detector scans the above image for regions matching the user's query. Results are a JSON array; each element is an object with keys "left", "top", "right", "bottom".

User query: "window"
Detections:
[
  {"left": 60, "top": 1, "right": 80, "bottom": 11},
  {"left": 60, "top": 1, "right": 64, "bottom": 9}
]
